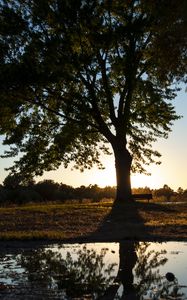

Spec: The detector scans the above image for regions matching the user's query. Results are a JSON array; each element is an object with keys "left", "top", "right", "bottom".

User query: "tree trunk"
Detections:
[
  {"left": 118, "top": 241, "right": 139, "bottom": 299},
  {"left": 112, "top": 142, "right": 133, "bottom": 202}
]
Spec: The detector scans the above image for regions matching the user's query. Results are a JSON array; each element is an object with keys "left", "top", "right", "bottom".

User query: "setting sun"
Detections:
[
  {"left": 131, "top": 174, "right": 156, "bottom": 188},
  {"left": 38, "top": 156, "right": 179, "bottom": 190}
]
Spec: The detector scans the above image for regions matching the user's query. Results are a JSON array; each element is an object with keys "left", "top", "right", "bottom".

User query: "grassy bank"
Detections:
[{"left": 0, "top": 200, "right": 187, "bottom": 241}]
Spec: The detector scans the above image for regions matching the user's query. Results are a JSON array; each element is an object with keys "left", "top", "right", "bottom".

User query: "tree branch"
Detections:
[
  {"left": 79, "top": 73, "right": 114, "bottom": 142},
  {"left": 96, "top": 52, "right": 117, "bottom": 126},
  {"left": 24, "top": 88, "right": 100, "bottom": 130}
]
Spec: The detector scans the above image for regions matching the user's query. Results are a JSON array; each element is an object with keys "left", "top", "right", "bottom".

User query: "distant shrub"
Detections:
[
  {"left": 152, "top": 195, "right": 166, "bottom": 202},
  {"left": 154, "top": 185, "right": 175, "bottom": 202},
  {"left": 14, "top": 189, "right": 42, "bottom": 204},
  {"left": 34, "top": 180, "right": 60, "bottom": 201},
  {"left": 74, "top": 184, "right": 116, "bottom": 201},
  {"left": 57, "top": 184, "right": 75, "bottom": 201},
  {"left": 180, "top": 190, "right": 187, "bottom": 202},
  {"left": 0, "top": 188, "right": 12, "bottom": 205},
  {"left": 132, "top": 187, "right": 152, "bottom": 194}
]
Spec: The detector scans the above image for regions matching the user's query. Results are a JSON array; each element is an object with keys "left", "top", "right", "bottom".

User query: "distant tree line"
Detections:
[
  {"left": 133, "top": 184, "right": 187, "bottom": 202},
  {"left": 0, "top": 174, "right": 187, "bottom": 205},
  {"left": 0, "top": 174, "right": 116, "bottom": 205}
]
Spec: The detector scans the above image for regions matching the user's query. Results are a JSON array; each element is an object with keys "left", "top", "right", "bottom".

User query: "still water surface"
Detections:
[{"left": 0, "top": 241, "right": 187, "bottom": 299}]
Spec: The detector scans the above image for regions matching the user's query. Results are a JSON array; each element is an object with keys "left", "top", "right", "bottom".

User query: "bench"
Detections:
[{"left": 132, "top": 193, "right": 152, "bottom": 202}]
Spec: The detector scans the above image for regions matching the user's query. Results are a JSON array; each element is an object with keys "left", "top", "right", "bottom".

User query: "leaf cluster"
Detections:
[{"left": 0, "top": 0, "right": 186, "bottom": 176}]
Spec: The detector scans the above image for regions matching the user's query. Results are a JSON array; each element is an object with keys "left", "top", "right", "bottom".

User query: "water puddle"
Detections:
[{"left": 0, "top": 241, "right": 187, "bottom": 299}]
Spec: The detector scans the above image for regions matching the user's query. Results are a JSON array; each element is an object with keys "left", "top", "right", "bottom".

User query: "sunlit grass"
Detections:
[
  {"left": 0, "top": 230, "right": 67, "bottom": 240},
  {"left": 0, "top": 200, "right": 113, "bottom": 211},
  {"left": 0, "top": 201, "right": 112, "bottom": 240},
  {"left": 0, "top": 200, "right": 187, "bottom": 240}
]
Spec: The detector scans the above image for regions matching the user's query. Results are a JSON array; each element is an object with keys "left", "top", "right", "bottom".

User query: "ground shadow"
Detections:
[
  {"left": 87, "top": 200, "right": 151, "bottom": 242},
  {"left": 84, "top": 200, "right": 181, "bottom": 243}
]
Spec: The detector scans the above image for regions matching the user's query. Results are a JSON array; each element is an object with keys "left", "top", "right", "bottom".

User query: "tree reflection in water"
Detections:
[
  {"left": 18, "top": 245, "right": 117, "bottom": 299},
  {"left": 0, "top": 242, "right": 186, "bottom": 299},
  {"left": 110, "top": 241, "right": 186, "bottom": 300}
]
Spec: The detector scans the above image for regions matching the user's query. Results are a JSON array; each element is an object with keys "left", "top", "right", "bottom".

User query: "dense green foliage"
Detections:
[{"left": 0, "top": 0, "right": 187, "bottom": 200}]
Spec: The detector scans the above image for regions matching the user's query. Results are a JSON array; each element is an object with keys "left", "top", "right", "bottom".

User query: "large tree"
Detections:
[{"left": 0, "top": 0, "right": 187, "bottom": 202}]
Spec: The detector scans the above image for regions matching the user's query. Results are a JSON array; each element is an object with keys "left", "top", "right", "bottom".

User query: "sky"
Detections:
[{"left": 0, "top": 85, "right": 186, "bottom": 191}]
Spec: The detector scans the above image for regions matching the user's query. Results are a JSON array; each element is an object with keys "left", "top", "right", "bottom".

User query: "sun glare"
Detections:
[
  {"left": 131, "top": 173, "right": 163, "bottom": 189},
  {"left": 92, "top": 168, "right": 116, "bottom": 187},
  {"left": 131, "top": 174, "right": 150, "bottom": 188},
  {"left": 40, "top": 157, "right": 167, "bottom": 190},
  {"left": 90, "top": 164, "right": 162, "bottom": 189}
]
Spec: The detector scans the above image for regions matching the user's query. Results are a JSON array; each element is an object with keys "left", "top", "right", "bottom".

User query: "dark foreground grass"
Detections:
[{"left": 0, "top": 200, "right": 187, "bottom": 241}]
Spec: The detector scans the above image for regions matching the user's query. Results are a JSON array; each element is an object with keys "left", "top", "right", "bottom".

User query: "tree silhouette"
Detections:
[{"left": 0, "top": 1, "right": 187, "bottom": 201}]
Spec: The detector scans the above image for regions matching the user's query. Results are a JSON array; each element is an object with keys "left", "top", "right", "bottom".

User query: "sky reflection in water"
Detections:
[{"left": 0, "top": 241, "right": 187, "bottom": 299}]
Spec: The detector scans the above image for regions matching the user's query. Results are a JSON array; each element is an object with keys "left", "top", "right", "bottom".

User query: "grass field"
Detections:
[{"left": 0, "top": 200, "right": 187, "bottom": 241}]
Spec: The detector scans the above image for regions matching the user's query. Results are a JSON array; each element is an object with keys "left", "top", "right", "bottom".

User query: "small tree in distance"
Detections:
[
  {"left": 0, "top": 1, "right": 187, "bottom": 203},
  {"left": 3, "top": 174, "right": 22, "bottom": 190},
  {"left": 154, "top": 184, "right": 175, "bottom": 202},
  {"left": 3, "top": 173, "right": 35, "bottom": 190},
  {"left": 34, "top": 180, "right": 60, "bottom": 201}
]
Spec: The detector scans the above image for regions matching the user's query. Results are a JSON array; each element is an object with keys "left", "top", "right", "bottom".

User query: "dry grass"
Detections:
[
  {"left": 0, "top": 202, "right": 111, "bottom": 240},
  {"left": 137, "top": 202, "right": 187, "bottom": 240},
  {"left": 0, "top": 200, "right": 187, "bottom": 241}
]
